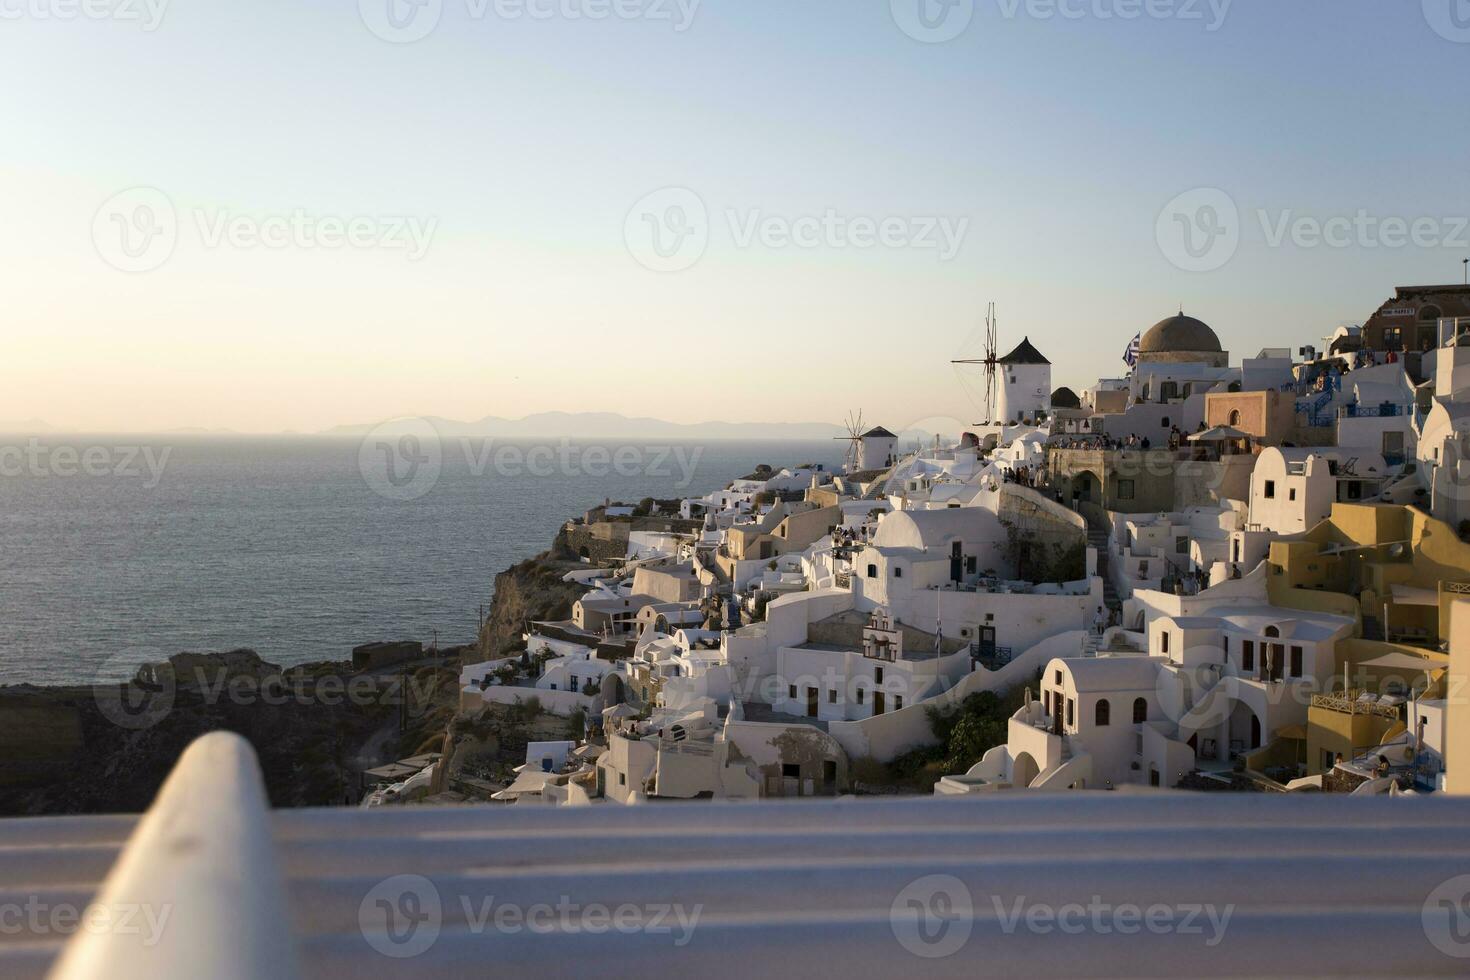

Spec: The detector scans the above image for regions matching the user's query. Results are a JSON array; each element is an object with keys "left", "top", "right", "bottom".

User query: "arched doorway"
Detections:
[
  {"left": 1229, "top": 701, "right": 1262, "bottom": 757},
  {"left": 1072, "top": 470, "right": 1102, "bottom": 507},
  {"left": 1012, "top": 752, "right": 1040, "bottom": 789}
]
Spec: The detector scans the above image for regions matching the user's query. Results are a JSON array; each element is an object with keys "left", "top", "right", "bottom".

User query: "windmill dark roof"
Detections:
[
  {"left": 860, "top": 427, "right": 897, "bottom": 439},
  {"left": 997, "top": 337, "right": 1050, "bottom": 365},
  {"left": 1050, "top": 387, "right": 1082, "bottom": 409}
]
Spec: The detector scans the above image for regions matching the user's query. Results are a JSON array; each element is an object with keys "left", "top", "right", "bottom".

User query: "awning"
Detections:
[
  {"left": 1390, "top": 584, "right": 1438, "bottom": 607},
  {"left": 1188, "top": 426, "right": 1250, "bottom": 442},
  {"left": 1357, "top": 651, "right": 1442, "bottom": 672}
]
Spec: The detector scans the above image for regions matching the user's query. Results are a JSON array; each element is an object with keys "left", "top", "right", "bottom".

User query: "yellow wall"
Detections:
[{"left": 1449, "top": 600, "right": 1470, "bottom": 795}]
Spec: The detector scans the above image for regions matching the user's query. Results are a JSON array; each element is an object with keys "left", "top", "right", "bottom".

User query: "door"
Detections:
[
  {"left": 806, "top": 687, "right": 818, "bottom": 718},
  {"left": 873, "top": 690, "right": 886, "bottom": 715},
  {"left": 950, "top": 541, "right": 963, "bottom": 583},
  {"left": 978, "top": 626, "right": 997, "bottom": 659}
]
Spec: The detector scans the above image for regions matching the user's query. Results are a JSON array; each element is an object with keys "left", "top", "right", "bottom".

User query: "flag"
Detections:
[{"left": 1123, "top": 332, "right": 1141, "bottom": 368}]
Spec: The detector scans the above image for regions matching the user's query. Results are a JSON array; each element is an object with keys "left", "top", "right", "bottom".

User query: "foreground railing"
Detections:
[{"left": 46, "top": 733, "right": 299, "bottom": 980}]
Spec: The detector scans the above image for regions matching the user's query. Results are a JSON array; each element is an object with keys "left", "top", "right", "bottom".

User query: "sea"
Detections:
[{"left": 0, "top": 434, "right": 841, "bottom": 685}]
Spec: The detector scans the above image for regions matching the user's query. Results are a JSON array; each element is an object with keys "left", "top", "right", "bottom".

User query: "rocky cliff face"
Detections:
[
  {"left": 0, "top": 650, "right": 449, "bottom": 816},
  {"left": 475, "top": 550, "right": 587, "bottom": 661}
]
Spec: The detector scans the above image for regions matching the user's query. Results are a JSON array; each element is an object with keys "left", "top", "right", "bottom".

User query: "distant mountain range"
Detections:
[
  {"left": 0, "top": 412, "right": 964, "bottom": 442},
  {"left": 323, "top": 412, "right": 854, "bottom": 441}
]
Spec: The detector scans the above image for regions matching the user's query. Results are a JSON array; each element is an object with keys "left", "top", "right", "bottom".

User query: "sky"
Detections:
[{"left": 2, "top": 0, "right": 1469, "bottom": 434}]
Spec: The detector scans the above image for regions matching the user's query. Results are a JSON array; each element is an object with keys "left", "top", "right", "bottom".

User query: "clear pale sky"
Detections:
[{"left": 3, "top": 1, "right": 1468, "bottom": 433}]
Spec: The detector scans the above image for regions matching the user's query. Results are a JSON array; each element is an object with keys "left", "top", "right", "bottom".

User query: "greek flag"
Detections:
[{"left": 1123, "top": 332, "right": 1141, "bottom": 368}]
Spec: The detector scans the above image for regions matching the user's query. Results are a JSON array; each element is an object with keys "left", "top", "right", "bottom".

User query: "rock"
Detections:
[{"left": 352, "top": 641, "right": 424, "bottom": 671}]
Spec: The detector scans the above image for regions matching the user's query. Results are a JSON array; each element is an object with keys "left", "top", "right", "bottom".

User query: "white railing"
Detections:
[{"left": 46, "top": 733, "right": 300, "bottom": 980}]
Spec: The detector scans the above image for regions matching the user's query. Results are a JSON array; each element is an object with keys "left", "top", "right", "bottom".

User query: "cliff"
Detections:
[
  {"left": 474, "top": 549, "right": 587, "bottom": 662},
  {"left": 0, "top": 649, "right": 459, "bottom": 815}
]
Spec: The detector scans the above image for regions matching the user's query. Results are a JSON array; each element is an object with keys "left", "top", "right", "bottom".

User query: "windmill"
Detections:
[
  {"left": 952, "top": 302, "right": 1000, "bottom": 425},
  {"left": 835, "top": 410, "right": 864, "bottom": 473}
]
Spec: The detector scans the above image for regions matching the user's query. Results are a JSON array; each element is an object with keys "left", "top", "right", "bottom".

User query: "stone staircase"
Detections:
[{"left": 1086, "top": 519, "right": 1122, "bottom": 615}]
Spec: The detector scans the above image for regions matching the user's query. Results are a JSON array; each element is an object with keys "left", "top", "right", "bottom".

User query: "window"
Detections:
[
  {"left": 895, "top": 696, "right": 903, "bottom": 710},
  {"left": 1054, "top": 670, "right": 1062, "bottom": 684},
  {"left": 1290, "top": 646, "right": 1303, "bottom": 677},
  {"left": 856, "top": 688, "right": 866, "bottom": 705},
  {"left": 619, "top": 772, "right": 626, "bottom": 786},
  {"left": 1160, "top": 630, "right": 1170, "bottom": 654},
  {"left": 828, "top": 689, "right": 837, "bottom": 704},
  {"left": 1161, "top": 416, "right": 1171, "bottom": 427},
  {"left": 1228, "top": 410, "right": 1241, "bottom": 427},
  {"left": 788, "top": 684, "right": 796, "bottom": 699},
  {"left": 893, "top": 567, "right": 903, "bottom": 578},
  {"left": 1242, "top": 640, "right": 1254, "bottom": 672},
  {"left": 1289, "top": 488, "right": 1296, "bottom": 501},
  {"left": 1133, "top": 697, "right": 1147, "bottom": 724},
  {"left": 866, "top": 564, "right": 877, "bottom": 578},
  {"left": 782, "top": 763, "right": 801, "bottom": 780},
  {"left": 1175, "top": 536, "right": 1189, "bottom": 554},
  {"left": 1095, "top": 699, "right": 1111, "bottom": 726},
  {"left": 1264, "top": 480, "right": 1276, "bottom": 499},
  {"left": 1066, "top": 698, "right": 1075, "bottom": 727},
  {"left": 1118, "top": 479, "right": 1135, "bottom": 500},
  {"left": 874, "top": 667, "right": 884, "bottom": 684}
]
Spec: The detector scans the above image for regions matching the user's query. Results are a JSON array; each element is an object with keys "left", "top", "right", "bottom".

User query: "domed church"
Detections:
[{"left": 1136, "top": 313, "right": 1228, "bottom": 369}]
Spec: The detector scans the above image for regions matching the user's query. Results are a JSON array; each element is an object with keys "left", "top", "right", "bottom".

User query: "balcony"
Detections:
[{"left": 1338, "top": 403, "right": 1405, "bottom": 419}]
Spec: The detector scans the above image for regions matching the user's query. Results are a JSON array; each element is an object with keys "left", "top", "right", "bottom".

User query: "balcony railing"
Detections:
[
  {"left": 1310, "top": 690, "right": 1400, "bottom": 720},
  {"left": 1338, "top": 403, "right": 1405, "bottom": 419}
]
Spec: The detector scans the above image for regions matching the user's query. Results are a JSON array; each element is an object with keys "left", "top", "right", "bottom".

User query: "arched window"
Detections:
[
  {"left": 1420, "top": 305, "right": 1442, "bottom": 323},
  {"left": 1095, "top": 699, "right": 1111, "bottom": 726},
  {"left": 1133, "top": 697, "right": 1147, "bottom": 724},
  {"left": 1228, "top": 409, "right": 1242, "bottom": 427},
  {"left": 1265, "top": 625, "right": 1280, "bottom": 638}
]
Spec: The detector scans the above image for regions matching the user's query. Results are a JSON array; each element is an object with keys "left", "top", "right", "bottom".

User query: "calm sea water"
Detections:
[{"left": 0, "top": 435, "right": 840, "bottom": 685}]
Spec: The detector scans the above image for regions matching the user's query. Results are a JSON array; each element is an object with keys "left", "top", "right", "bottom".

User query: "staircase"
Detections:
[{"left": 1086, "top": 519, "right": 1122, "bottom": 616}]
